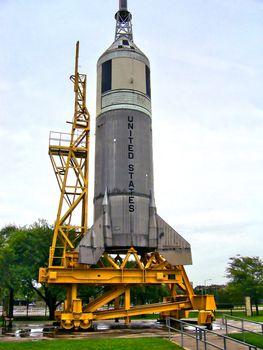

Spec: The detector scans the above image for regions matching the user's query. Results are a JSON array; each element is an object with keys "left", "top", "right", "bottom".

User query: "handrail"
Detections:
[
  {"left": 222, "top": 313, "right": 263, "bottom": 328},
  {"left": 166, "top": 317, "right": 258, "bottom": 350},
  {"left": 222, "top": 313, "right": 263, "bottom": 337},
  {"left": 49, "top": 131, "right": 86, "bottom": 148}
]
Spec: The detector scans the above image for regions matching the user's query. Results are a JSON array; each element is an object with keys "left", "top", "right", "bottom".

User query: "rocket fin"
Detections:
[
  {"left": 78, "top": 216, "right": 105, "bottom": 265},
  {"left": 157, "top": 215, "right": 192, "bottom": 266},
  {"left": 148, "top": 191, "right": 158, "bottom": 247},
  {"left": 149, "top": 190, "right": 156, "bottom": 209},
  {"left": 102, "top": 187, "right": 109, "bottom": 206},
  {"left": 102, "top": 188, "right": 113, "bottom": 246}
]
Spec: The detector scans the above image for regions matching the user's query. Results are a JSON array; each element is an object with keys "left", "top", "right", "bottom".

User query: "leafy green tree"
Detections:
[
  {"left": 0, "top": 225, "right": 21, "bottom": 321},
  {"left": 0, "top": 221, "right": 66, "bottom": 319},
  {"left": 226, "top": 256, "right": 263, "bottom": 315},
  {"left": 131, "top": 284, "right": 169, "bottom": 305}
]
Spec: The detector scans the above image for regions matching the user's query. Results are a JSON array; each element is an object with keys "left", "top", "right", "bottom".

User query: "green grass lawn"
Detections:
[
  {"left": 189, "top": 310, "right": 263, "bottom": 322},
  {"left": 218, "top": 310, "right": 263, "bottom": 322},
  {"left": 0, "top": 338, "right": 183, "bottom": 350},
  {"left": 228, "top": 332, "right": 263, "bottom": 348}
]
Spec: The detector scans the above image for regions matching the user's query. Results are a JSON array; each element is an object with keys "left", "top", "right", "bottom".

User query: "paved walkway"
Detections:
[
  {"left": 0, "top": 318, "right": 262, "bottom": 349},
  {"left": 171, "top": 333, "right": 255, "bottom": 350},
  {"left": 0, "top": 320, "right": 172, "bottom": 342},
  {"left": 170, "top": 319, "right": 262, "bottom": 350}
]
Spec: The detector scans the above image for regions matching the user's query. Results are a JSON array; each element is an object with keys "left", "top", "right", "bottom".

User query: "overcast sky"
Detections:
[{"left": 0, "top": 0, "right": 262, "bottom": 286}]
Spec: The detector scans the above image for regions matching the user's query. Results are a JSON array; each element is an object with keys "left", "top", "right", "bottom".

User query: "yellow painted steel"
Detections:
[
  {"left": 39, "top": 247, "right": 216, "bottom": 329},
  {"left": 39, "top": 43, "right": 216, "bottom": 330},
  {"left": 48, "top": 41, "right": 90, "bottom": 268}
]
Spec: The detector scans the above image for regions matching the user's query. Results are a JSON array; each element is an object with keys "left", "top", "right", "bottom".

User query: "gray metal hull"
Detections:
[
  {"left": 78, "top": 108, "right": 192, "bottom": 265},
  {"left": 78, "top": 8, "right": 192, "bottom": 266},
  {"left": 94, "top": 109, "right": 155, "bottom": 249}
]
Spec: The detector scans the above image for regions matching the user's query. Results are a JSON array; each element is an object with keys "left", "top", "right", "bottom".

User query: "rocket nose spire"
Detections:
[
  {"left": 119, "top": 0, "right": 128, "bottom": 10},
  {"left": 115, "top": 0, "right": 133, "bottom": 41}
]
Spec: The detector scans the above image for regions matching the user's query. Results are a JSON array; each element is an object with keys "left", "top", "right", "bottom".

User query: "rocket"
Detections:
[{"left": 79, "top": 0, "right": 192, "bottom": 266}]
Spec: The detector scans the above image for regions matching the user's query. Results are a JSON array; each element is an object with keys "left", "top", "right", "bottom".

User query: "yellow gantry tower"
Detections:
[
  {"left": 39, "top": 42, "right": 216, "bottom": 331},
  {"left": 48, "top": 42, "right": 90, "bottom": 269}
]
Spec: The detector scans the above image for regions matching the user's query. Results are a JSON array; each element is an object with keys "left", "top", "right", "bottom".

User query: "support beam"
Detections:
[
  {"left": 39, "top": 266, "right": 183, "bottom": 285},
  {"left": 83, "top": 286, "right": 127, "bottom": 313}
]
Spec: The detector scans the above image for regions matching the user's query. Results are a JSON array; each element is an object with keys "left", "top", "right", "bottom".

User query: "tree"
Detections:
[
  {"left": 0, "top": 225, "right": 21, "bottom": 323},
  {"left": 226, "top": 256, "right": 263, "bottom": 315},
  {"left": 0, "top": 220, "right": 66, "bottom": 319},
  {"left": 130, "top": 285, "right": 169, "bottom": 306}
]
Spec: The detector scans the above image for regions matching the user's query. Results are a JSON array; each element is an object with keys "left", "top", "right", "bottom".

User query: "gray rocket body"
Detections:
[
  {"left": 79, "top": 3, "right": 192, "bottom": 266},
  {"left": 94, "top": 109, "right": 154, "bottom": 249}
]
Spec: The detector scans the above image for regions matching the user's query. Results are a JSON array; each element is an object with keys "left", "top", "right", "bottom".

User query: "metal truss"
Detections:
[
  {"left": 39, "top": 247, "right": 216, "bottom": 330},
  {"left": 48, "top": 41, "right": 90, "bottom": 268},
  {"left": 115, "top": 10, "right": 133, "bottom": 41}
]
